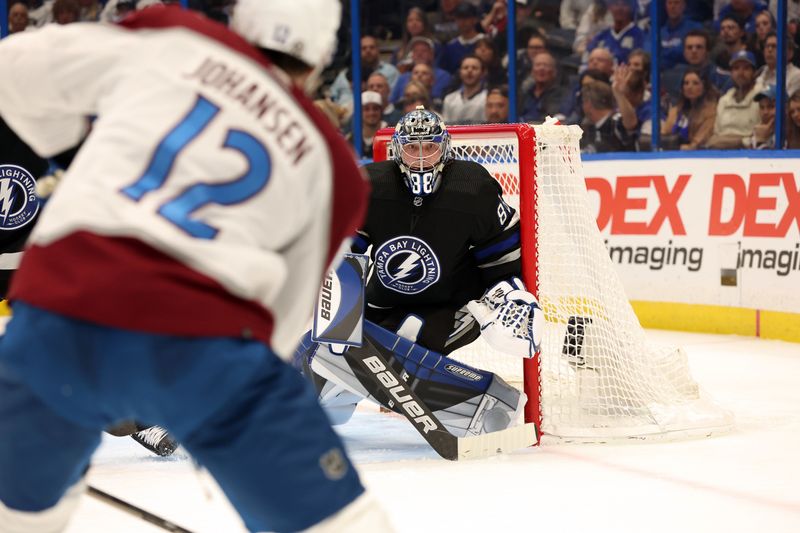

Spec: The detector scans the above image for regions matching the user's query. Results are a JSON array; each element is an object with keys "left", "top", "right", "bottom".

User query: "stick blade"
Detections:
[{"left": 456, "top": 423, "right": 538, "bottom": 460}]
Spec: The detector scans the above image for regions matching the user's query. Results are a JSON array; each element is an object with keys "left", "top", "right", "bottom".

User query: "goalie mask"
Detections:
[{"left": 391, "top": 107, "right": 451, "bottom": 197}]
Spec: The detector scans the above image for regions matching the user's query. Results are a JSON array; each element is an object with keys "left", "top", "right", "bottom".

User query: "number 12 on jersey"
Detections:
[{"left": 121, "top": 95, "right": 272, "bottom": 239}]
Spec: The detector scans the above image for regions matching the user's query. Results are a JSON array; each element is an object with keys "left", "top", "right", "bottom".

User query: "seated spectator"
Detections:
[
  {"left": 558, "top": 48, "right": 615, "bottom": 124},
  {"left": 520, "top": 52, "right": 567, "bottom": 123},
  {"left": 665, "top": 29, "right": 733, "bottom": 96},
  {"left": 393, "top": 7, "right": 439, "bottom": 73},
  {"left": 366, "top": 73, "right": 403, "bottom": 126},
  {"left": 749, "top": 9, "right": 775, "bottom": 66},
  {"left": 560, "top": 0, "right": 594, "bottom": 31},
  {"left": 438, "top": 3, "right": 485, "bottom": 74},
  {"left": 442, "top": 55, "right": 487, "bottom": 125},
  {"left": 707, "top": 50, "right": 762, "bottom": 148},
  {"left": 711, "top": 15, "right": 748, "bottom": 71},
  {"left": 389, "top": 37, "right": 453, "bottom": 106},
  {"left": 410, "top": 63, "right": 442, "bottom": 110},
  {"left": 52, "top": 0, "right": 80, "bottom": 24},
  {"left": 609, "top": 63, "right": 641, "bottom": 138},
  {"left": 585, "top": 0, "right": 645, "bottom": 66},
  {"left": 558, "top": 68, "right": 612, "bottom": 124},
  {"left": 787, "top": 90, "right": 800, "bottom": 148},
  {"left": 100, "top": 0, "right": 161, "bottom": 23},
  {"left": 574, "top": 0, "right": 613, "bottom": 56},
  {"left": 627, "top": 48, "right": 650, "bottom": 74},
  {"left": 474, "top": 36, "right": 507, "bottom": 87},
  {"left": 586, "top": 46, "right": 616, "bottom": 75},
  {"left": 518, "top": 32, "right": 549, "bottom": 93},
  {"left": 8, "top": 2, "right": 30, "bottom": 33},
  {"left": 714, "top": 0, "right": 768, "bottom": 34},
  {"left": 346, "top": 91, "right": 387, "bottom": 159},
  {"left": 661, "top": 68, "right": 719, "bottom": 150},
  {"left": 484, "top": 85, "right": 510, "bottom": 123},
  {"left": 400, "top": 80, "right": 432, "bottom": 114},
  {"left": 659, "top": 0, "right": 703, "bottom": 70},
  {"left": 742, "top": 84, "right": 777, "bottom": 149},
  {"left": 580, "top": 80, "right": 636, "bottom": 153},
  {"left": 329, "top": 35, "right": 400, "bottom": 109},
  {"left": 614, "top": 64, "right": 654, "bottom": 139},
  {"left": 756, "top": 33, "right": 800, "bottom": 99}
]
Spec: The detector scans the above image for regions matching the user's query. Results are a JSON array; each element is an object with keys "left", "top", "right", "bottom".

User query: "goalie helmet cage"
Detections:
[{"left": 372, "top": 123, "right": 734, "bottom": 442}]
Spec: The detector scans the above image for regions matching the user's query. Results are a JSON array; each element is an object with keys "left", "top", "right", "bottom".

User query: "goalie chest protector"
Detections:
[{"left": 360, "top": 159, "right": 519, "bottom": 308}]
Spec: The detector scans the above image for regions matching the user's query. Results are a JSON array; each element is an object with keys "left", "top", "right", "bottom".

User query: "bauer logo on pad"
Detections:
[{"left": 312, "top": 253, "right": 368, "bottom": 346}]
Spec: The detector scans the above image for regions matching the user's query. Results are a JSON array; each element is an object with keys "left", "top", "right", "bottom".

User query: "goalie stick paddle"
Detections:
[
  {"left": 87, "top": 485, "right": 196, "bottom": 533},
  {"left": 342, "top": 336, "right": 538, "bottom": 461}
]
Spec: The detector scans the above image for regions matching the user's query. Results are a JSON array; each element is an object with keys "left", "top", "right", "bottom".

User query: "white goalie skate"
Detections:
[{"left": 130, "top": 425, "right": 178, "bottom": 457}]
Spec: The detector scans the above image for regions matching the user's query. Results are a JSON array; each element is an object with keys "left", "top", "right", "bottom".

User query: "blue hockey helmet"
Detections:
[{"left": 391, "top": 106, "right": 451, "bottom": 197}]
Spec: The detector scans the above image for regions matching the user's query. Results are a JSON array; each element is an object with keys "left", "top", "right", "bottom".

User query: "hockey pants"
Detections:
[{"left": 0, "top": 302, "right": 363, "bottom": 533}]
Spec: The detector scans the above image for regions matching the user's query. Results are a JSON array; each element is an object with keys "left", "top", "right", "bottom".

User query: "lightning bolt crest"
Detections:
[
  {"left": 392, "top": 252, "right": 421, "bottom": 281},
  {"left": 0, "top": 179, "right": 16, "bottom": 224}
]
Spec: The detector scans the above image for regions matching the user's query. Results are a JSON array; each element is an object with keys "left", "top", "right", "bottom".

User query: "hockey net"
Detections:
[{"left": 372, "top": 123, "right": 733, "bottom": 442}]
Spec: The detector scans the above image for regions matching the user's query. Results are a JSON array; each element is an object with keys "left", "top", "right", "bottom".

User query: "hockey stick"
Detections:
[
  {"left": 87, "top": 485, "right": 196, "bottom": 533},
  {"left": 342, "top": 336, "right": 537, "bottom": 461}
]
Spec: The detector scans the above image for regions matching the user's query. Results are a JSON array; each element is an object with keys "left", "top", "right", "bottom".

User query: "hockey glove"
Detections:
[{"left": 467, "top": 277, "right": 545, "bottom": 358}]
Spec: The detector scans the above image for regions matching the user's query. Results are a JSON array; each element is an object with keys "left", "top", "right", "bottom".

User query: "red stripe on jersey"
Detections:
[
  {"left": 9, "top": 232, "right": 274, "bottom": 343},
  {"left": 119, "top": 4, "right": 370, "bottom": 268}
]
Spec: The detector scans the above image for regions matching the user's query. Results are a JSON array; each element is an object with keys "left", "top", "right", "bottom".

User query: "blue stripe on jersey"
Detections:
[
  {"left": 472, "top": 231, "right": 520, "bottom": 262},
  {"left": 352, "top": 234, "right": 369, "bottom": 253}
]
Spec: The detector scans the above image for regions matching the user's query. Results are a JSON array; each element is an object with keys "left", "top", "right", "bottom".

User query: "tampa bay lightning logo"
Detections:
[
  {"left": 375, "top": 236, "right": 440, "bottom": 294},
  {"left": 0, "top": 165, "right": 40, "bottom": 231}
]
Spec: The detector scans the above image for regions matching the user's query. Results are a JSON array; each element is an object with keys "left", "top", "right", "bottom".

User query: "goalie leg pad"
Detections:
[
  {"left": 294, "top": 332, "right": 364, "bottom": 425},
  {"left": 350, "top": 321, "right": 524, "bottom": 437},
  {"left": 299, "top": 321, "right": 525, "bottom": 437}
]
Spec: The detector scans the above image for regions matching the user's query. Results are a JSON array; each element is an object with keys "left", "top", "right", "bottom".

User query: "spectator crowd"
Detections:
[{"left": 5, "top": 0, "right": 800, "bottom": 156}]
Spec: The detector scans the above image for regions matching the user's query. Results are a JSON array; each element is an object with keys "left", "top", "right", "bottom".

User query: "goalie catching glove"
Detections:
[{"left": 466, "top": 277, "right": 544, "bottom": 358}]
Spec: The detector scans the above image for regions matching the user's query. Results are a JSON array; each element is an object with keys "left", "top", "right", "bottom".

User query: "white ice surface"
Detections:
[{"left": 64, "top": 330, "right": 800, "bottom": 533}]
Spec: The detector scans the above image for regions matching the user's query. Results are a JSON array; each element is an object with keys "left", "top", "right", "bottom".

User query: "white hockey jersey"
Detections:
[{"left": 0, "top": 6, "right": 369, "bottom": 359}]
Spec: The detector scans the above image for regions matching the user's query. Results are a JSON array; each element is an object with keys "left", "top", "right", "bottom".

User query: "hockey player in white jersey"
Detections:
[{"left": 0, "top": 2, "right": 393, "bottom": 532}]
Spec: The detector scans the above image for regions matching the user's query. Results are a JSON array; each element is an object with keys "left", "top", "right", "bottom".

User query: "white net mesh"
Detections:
[{"left": 434, "top": 124, "right": 733, "bottom": 441}]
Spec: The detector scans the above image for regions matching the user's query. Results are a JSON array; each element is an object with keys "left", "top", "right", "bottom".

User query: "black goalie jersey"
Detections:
[{"left": 352, "top": 159, "right": 522, "bottom": 353}]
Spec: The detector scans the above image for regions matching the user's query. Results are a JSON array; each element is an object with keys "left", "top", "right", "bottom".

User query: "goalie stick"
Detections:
[
  {"left": 87, "top": 485, "right": 195, "bottom": 533},
  {"left": 342, "top": 335, "right": 537, "bottom": 461}
]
